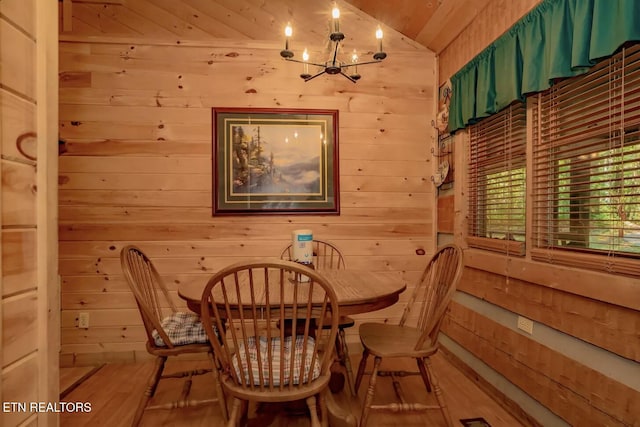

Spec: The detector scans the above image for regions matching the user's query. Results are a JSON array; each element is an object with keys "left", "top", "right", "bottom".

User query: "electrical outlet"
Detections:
[
  {"left": 78, "top": 312, "right": 90, "bottom": 329},
  {"left": 517, "top": 316, "right": 533, "bottom": 334}
]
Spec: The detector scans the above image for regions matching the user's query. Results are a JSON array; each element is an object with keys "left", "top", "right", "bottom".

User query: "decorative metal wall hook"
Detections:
[{"left": 16, "top": 131, "right": 37, "bottom": 161}]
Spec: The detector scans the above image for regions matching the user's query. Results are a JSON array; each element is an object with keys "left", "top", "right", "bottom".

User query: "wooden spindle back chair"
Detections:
[
  {"left": 120, "top": 245, "right": 227, "bottom": 426},
  {"left": 354, "top": 244, "right": 464, "bottom": 427},
  {"left": 280, "top": 238, "right": 346, "bottom": 270},
  {"left": 280, "top": 239, "right": 356, "bottom": 395},
  {"left": 200, "top": 259, "right": 339, "bottom": 427}
]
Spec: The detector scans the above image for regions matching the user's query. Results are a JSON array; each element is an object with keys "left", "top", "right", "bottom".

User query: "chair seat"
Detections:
[
  {"left": 322, "top": 314, "right": 355, "bottom": 329},
  {"left": 147, "top": 340, "right": 212, "bottom": 357},
  {"left": 232, "top": 335, "right": 321, "bottom": 386},
  {"left": 222, "top": 371, "right": 332, "bottom": 403},
  {"left": 359, "top": 322, "right": 437, "bottom": 358},
  {"left": 152, "top": 311, "right": 208, "bottom": 347}
]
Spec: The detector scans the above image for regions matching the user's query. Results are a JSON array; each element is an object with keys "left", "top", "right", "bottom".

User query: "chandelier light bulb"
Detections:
[
  {"left": 301, "top": 48, "right": 311, "bottom": 79},
  {"left": 350, "top": 49, "right": 361, "bottom": 81},
  {"left": 332, "top": 4, "right": 340, "bottom": 33},
  {"left": 281, "top": 23, "right": 294, "bottom": 58},
  {"left": 374, "top": 25, "right": 387, "bottom": 60}
]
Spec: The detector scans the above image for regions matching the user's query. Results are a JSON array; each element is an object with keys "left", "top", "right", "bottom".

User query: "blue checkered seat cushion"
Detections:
[
  {"left": 152, "top": 312, "right": 209, "bottom": 347},
  {"left": 232, "top": 335, "right": 321, "bottom": 386}
]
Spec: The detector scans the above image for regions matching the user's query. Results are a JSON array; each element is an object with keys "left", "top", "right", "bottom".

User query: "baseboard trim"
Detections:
[
  {"left": 438, "top": 346, "right": 542, "bottom": 427},
  {"left": 60, "top": 350, "right": 208, "bottom": 367}
]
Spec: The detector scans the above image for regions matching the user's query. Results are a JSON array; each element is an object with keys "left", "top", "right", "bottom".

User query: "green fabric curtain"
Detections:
[{"left": 449, "top": 0, "right": 640, "bottom": 133}]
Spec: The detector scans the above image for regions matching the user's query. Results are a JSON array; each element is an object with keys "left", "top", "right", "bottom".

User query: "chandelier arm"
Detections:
[
  {"left": 303, "top": 70, "right": 328, "bottom": 82},
  {"left": 338, "top": 71, "right": 358, "bottom": 83},
  {"left": 342, "top": 59, "right": 385, "bottom": 68},
  {"left": 284, "top": 57, "right": 327, "bottom": 67}
]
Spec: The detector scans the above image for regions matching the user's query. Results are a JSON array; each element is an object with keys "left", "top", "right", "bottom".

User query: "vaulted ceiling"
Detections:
[
  {"left": 344, "top": 0, "right": 491, "bottom": 53},
  {"left": 60, "top": 0, "right": 493, "bottom": 54}
]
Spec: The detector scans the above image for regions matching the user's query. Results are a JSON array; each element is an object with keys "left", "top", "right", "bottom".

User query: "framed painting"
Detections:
[{"left": 212, "top": 108, "right": 340, "bottom": 215}]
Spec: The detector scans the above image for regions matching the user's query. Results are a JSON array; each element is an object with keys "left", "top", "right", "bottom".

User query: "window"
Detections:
[
  {"left": 468, "top": 102, "right": 526, "bottom": 255},
  {"left": 531, "top": 43, "right": 640, "bottom": 275}
]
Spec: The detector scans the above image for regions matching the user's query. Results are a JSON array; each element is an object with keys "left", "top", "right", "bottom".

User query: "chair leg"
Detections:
[
  {"left": 423, "top": 357, "right": 453, "bottom": 427},
  {"left": 318, "top": 389, "right": 330, "bottom": 427},
  {"left": 359, "top": 356, "right": 381, "bottom": 427},
  {"left": 306, "top": 395, "right": 321, "bottom": 427},
  {"left": 354, "top": 348, "right": 370, "bottom": 393},
  {"left": 208, "top": 351, "right": 228, "bottom": 421},
  {"left": 337, "top": 328, "right": 356, "bottom": 396},
  {"left": 226, "top": 398, "right": 242, "bottom": 427},
  {"left": 239, "top": 399, "right": 249, "bottom": 427},
  {"left": 416, "top": 357, "right": 432, "bottom": 393},
  {"left": 132, "top": 356, "right": 166, "bottom": 426}
]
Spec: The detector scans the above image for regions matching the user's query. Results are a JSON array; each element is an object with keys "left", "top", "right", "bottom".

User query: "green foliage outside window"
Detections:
[
  {"left": 555, "top": 143, "right": 640, "bottom": 254},
  {"left": 483, "top": 168, "right": 526, "bottom": 241}
]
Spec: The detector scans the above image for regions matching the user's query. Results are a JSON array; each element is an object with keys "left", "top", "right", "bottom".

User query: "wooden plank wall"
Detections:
[
  {"left": 58, "top": 0, "right": 438, "bottom": 365},
  {"left": 437, "top": 0, "right": 540, "bottom": 85},
  {"left": 1, "top": 1, "right": 43, "bottom": 426},
  {"left": 437, "top": 1, "right": 640, "bottom": 426}
]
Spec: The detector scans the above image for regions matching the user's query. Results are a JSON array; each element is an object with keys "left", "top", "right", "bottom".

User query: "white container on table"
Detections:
[{"left": 291, "top": 229, "right": 313, "bottom": 282}]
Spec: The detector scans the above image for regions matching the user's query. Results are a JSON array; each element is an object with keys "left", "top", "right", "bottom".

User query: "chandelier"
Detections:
[{"left": 279, "top": 3, "right": 387, "bottom": 83}]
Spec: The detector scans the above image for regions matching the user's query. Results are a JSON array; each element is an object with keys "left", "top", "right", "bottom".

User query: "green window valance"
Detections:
[{"left": 449, "top": 0, "right": 640, "bottom": 133}]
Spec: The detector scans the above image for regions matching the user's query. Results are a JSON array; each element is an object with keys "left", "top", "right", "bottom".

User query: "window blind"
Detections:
[
  {"left": 532, "top": 43, "right": 640, "bottom": 275},
  {"left": 468, "top": 102, "right": 526, "bottom": 255}
]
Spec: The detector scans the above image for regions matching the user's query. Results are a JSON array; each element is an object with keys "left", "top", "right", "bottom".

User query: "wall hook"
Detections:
[{"left": 16, "top": 132, "right": 37, "bottom": 161}]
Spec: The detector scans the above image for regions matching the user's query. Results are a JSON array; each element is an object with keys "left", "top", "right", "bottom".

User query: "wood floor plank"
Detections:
[
  {"left": 60, "top": 353, "right": 527, "bottom": 427},
  {"left": 59, "top": 365, "right": 103, "bottom": 398}
]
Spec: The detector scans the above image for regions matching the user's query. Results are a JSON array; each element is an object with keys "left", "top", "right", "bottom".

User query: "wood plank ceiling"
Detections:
[
  {"left": 60, "top": 0, "right": 491, "bottom": 54},
  {"left": 345, "top": 0, "right": 491, "bottom": 53}
]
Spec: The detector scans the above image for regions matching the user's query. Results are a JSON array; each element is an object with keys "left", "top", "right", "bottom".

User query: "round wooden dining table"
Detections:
[
  {"left": 177, "top": 268, "right": 406, "bottom": 427},
  {"left": 177, "top": 269, "right": 407, "bottom": 318}
]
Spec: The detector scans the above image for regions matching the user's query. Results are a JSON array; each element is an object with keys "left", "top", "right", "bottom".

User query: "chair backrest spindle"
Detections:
[
  {"left": 200, "top": 259, "right": 339, "bottom": 396},
  {"left": 280, "top": 239, "right": 346, "bottom": 270},
  {"left": 397, "top": 245, "right": 463, "bottom": 350},
  {"left": 121, "top": 245, "right": 177, "bottom": 349}
]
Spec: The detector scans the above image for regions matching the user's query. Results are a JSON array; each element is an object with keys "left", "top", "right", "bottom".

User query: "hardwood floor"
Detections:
[
  {"left": 60, "top": 365, "right": 104, "bottom": 398},
  {"left": 60, "top": 352, "right": 525, "bottom": 427}
]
